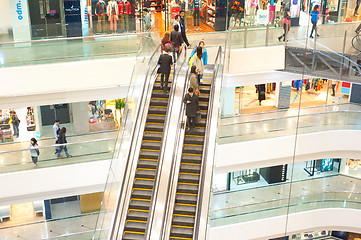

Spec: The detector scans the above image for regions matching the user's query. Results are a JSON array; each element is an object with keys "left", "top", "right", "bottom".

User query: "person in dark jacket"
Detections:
[
  {"left": 183, "top": 87, "right": 200, "bottom": 131},
  {"left": 57, "top": 127, "right": 72, "bottom": 158},
  {"left": 256, "top": 84, "right": 266, "bottom": 105},
  {"left": 11, "top": 111, "right": 20, "bottom": 138},
  {"left": 170, "top": 24, "right": 183, "bottom": 63},
  {"left": 158, "top": 45, "right": 174, "bottom": 93},
  {"left": 179, "top": 10, "right": 190, "bottom": 47}
]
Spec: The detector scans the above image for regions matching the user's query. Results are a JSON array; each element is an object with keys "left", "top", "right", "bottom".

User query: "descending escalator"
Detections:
[
  {"left": 169, "top": 73, "right": 213, "bottom": 240},
  {"left": 122, "top": 73, "right": 173, "bottom": 240}
]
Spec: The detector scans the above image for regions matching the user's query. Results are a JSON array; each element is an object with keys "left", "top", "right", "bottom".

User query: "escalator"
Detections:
[
  {"left": 168, "top": 73, "right": 213, "bottom": 240},
  {"left": 122, "top": 73, "right": 173, "bottom": 240}
]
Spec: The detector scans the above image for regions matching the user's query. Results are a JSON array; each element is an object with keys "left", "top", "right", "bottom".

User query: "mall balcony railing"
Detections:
[
  {"left": 209, "top": 191, "right": 361, "bottom": 227},
  {"left": 217, "top": 102, "right": 361, "bottom": 144}
]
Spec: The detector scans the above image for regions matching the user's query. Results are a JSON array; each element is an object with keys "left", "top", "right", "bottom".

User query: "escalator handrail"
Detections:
[
  {"left": 107, "top": 43, "right": 162, "bottom": 239},
  {"left": 160, "top": 46, "right": 192, "bottom": 240},
  {"left": 193, "top": 46, "right": 223, "bottom": 240}
]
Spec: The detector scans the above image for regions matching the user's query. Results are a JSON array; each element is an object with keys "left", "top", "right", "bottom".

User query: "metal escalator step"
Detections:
[
  {"left": 141, "top": 141, "right": 162, "bottom": 150},
  {"left": 199, "top": 102, "right": 208, "bottom": 110},
  {"left": 177, "top": 183, "right": 199, "bottom": 195},
  {"left": 148, "top": 106, "right": 167, "bottom": 115},
  {"left": 174, "top": 204, "right": 197, "bottom": 215},
  {"left": 143, "top": 132, "right": 163, "bottom": 141},
  {"left": 180, "top": 163, "right": 201, "bottom": 174},
  {"left": 144, "top": 123, "right": 164, "bottom": 132},
  {"left": 183, "top": 145, "right": 203, "bottom": 155},
  {"left": 135, "top": 169, "right": 156, "bottom": 179},
  {"left": 124, "top": 221, "right": 147, "bottom": 233},
  {"left": 170, "top": 237, "right": 192, "bottom": 240},
  {"left": 127, "top": 210, "right": 149, "bottom": 221},
  {"left": 175, "top": 193, "right": 197, "bottom": 205},
  {"left": 183, "top": 136, "right": 204, "bottom": 145},
  {"left": 184, "top": 128, "right": 205, "bottom": 136},
  {"left": 199, "top": 87, "right": 211, "bottom": 94},
  {"left": 198, "top": 95, "right": 209, "bottom": 102},
  {"left": 131, "top": 189, "right": 153, "bottom": 199},
  {"left": 129, "top": 199, "right": 151, "bottom": 210},
  {"left": 178, "top": 173, "right": 200, "bottom": 184},
  {"left": 137, "top": 159, "right": 158, "bottom": 169},
  {"left": 181, "top": 154, "right": 202, "bottom": 164},
  {"left": 147, "top": 114, "right": 166, "bottom": 123},
  {"left": 133, "top": 179, "right": 154, "bottom": 189},
  {"left": 170, "top": 226, "right": 194, "bottom": 239},
  {"left": 152, "top": 91, "right": 169, "bottom": 99},
  {"left": 150, "top": 98, "right": 168, "bottom": 107},
  {"left": 139, "top": 150, "right": 159, "bottom": 160},
  {"left": 123, "top": 232, "right": 145, "bottom": 240},
  {"left": 172, "top": 215, "right": 195, "bottom": 227}
]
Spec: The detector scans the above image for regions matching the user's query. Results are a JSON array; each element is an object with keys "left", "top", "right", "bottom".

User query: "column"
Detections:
[
  {"left": 221, "top": 87, "right": 235, "bottom": 117},
  {"left": 71, "top": 102, "right": 90, "bottom": 134}
]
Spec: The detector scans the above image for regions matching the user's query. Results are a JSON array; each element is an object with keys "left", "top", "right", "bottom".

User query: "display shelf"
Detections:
[
  {"left": 206, "top": 0, "right": 216, "bottom": 29},
  {"left": 207, "top": 12, "right": 215, "bottom": 17}
]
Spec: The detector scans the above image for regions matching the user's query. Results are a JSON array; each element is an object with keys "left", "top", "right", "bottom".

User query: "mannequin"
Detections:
[
  {"left": 107, "top": 0, "right": 119, "bottom": 32},
  {"left": 249, "top": 0, "right": 258, "bottom": 25},
  {"left": 95, "top": 0, "right": 107, "bottom": 33},
  {"left": 119, "top": 0, "right": 132, "bottom": 32},
  {"left": 192, "top": 0, "right": 201, "bottom": 28}
]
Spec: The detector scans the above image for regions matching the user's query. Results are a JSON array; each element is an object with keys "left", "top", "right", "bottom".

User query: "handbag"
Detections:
[
  {"left": 196, "top": 112, "right": 202, "bottom": 124},
  {"left": 36, "top": 149, "right": 40, "bottom": 156}
]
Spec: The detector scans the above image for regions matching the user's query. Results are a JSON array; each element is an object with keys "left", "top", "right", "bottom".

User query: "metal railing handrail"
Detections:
[
  {"left": 193, "top": 46, "right": 223, "bottom": 239},
  {"left": 211, "top": 190, "right": 361, "bottom": 213},
  {"left": 0, "top": 137, "right": 120, "bottom": 154}
]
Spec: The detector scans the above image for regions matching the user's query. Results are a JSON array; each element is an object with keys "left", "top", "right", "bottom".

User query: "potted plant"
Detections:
[{"left": 115, "top": 98, "right": 126, "bottom": 125}]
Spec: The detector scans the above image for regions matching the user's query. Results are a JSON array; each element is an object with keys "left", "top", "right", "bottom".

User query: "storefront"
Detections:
[
  {"left": 340, "top": 158, "right": 361, "bottom": 178},
  {"left": 88, "top": 99, "right": 121, "bottom": 132}
]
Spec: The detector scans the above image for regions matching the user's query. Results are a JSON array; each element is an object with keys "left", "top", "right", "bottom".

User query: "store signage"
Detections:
[
  {"left": 80, "top": 0, "right": 89, "bottom": 37},
  {"left": 257, "top": 9, "right": 268, "bottom": 25},
  {"left": 10, "top": 0, "right": 31, "bottom": 42}
]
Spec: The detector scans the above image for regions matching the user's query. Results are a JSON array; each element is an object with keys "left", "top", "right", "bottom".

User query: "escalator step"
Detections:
[
  {"left": 175, "top": 193, "right": 197, "bottom": 205},
  {"left": 178, "top": 173, "right": 200, "bottom": 184},
  {"left": 141, "top": 141, "right": 162, "bottom": 150},
  {"left": 183, "top": 136, "right": 204, "bottom": 145},
  {"left": 170, "top": 226, "right": 194, "bottom": 239},
  {"left": 172, "top": 215, "right": 195, "bottom": 227},
  {"left": 152, "top": 91, "right": 170, "bottom": 99},
  {"left": 180, "top": 163, "right": 201, "bottom": 174},
  {"left": 127, "top": 210, "right": 149, "bottom": 222},
  {"left": 147, "top": 114, "right": 166, "bottom": 123},
  {"left": 124, "top": 221, "right": 147, "bottom": 233},
  {"left": 150, "top": 98, "right": 169, "bottom": 107},
  {"left": 135, "top": 169, "right": 157, "bottom": 179},
  {"left": 177, "top": 183, "right": 199, "bottom": 194},
  {"left": 145, "top": 123, "right": 164, "bottom": 132},
  {"left": 123, "top": 232, "right": 145, "bottom": 240},
  {"left": 199, "top": 102, "right": 208, "bottom": 110},
  {"left": 199, "top": 87, "right": 211, "bottom": 94},
  {"left": 174, "top": 204, "right": 197, "bottom": 215},
  {"left": 181, "top": 154, "right": 202, "bottom": 164},
  {"left": 183, "top": 145, "right": 203, "bottom": 155},
  {"left": 138, "top": 159, "right": 158, "bottom": 169},
  {"left": 131, "top": 189, "right": 153, "bottom": 199},
  {"left": 198, "top": 95, "right": 209, "bottom": 102},
  {"left": 170, "top": 237, "right": 192, "bottom": 240},
  {"left": 133, "top": 178, "right": 154, "bottom": 189},
  {"left": 139, "top": 150, "right": 159, "bottom": 160},
  {"left": 148, "top": 106, "right": 167, "bottom": 115},
  {"left": 184, "top": 128, "right": 205, "bottom": 136},
  {"left": 129, "top": 199, "right": 151, "bottom": 210},
  {"left": 143, "top": 131, "right": 163, "bottom": 141}
]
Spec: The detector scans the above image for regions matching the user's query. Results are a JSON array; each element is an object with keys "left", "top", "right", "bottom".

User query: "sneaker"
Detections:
[
  {"left": 278, "top": 36, "right": 282, "bottom": 42},
  {"left": 355, "top": 14, "right": 360, "bottom": 17},
  {"left": 66, "top": 155, "right": 72, "bottom": 158},
  {"left": 310, "top": 36, "right": 314, "bottom": 39}
]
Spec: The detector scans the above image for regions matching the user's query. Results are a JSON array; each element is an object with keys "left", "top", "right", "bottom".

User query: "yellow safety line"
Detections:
[
  {"left": 170, "top": 237, "right": 192, "bottom": 240},
  {"left": 150, "top": 97, "right": 168, "bottom": 100},
  {"left": 137, "top": 168, "right": 156, "bottom": 171},
  {"left": 175, "top": 203, "right": 196, "bottom": 207},
  {"left": 130, "top": 198, "right": 151, "bottom": 201},
  {"left": 150, "top": 105, "right": 168, "bottom": 108},
  {"left": 129, "top": 208, "right": 149, "bottom": 212},
  {"left": 142, "top": 140, "right": 161, "bottom": 143},
  {"left": 133, "top": 188, "right": 152, "bottom": 192},
  {"left": 138, "top": 158, "right": 158, "bottom": 162},
  {"left": 126, "top": 219, "right": 147, "bottom": 223},
  {"left": 148, "top": 113, "right": 166, "bottom": 116},
  {"left": 172, "top": 225, "right": 194, "bottom": 229},
  {"left": 184, "top": 144, "right": 203, "bottom": 147},
  {"left": 180, "top": 172, "right": 200, "bottom": 176},
  {"left": 177, "top": 192, "right": 198, "bottom": 196},
  {"left": 173, "top": 213, "right": 195, "bottom": 217},
  {"left": 140, "top": 149, "right": 160, "bottom": 152},
  {"left": 134, "top": 177, "right": 154, "bottom": 182},
  {"left": 185, "top": 135, "right": 204, "bottom": 138},
  {"left": 182, "top": 153, "right": 202, "bottom": 156},
  {"left": 144, "top": 131, "right": 162, "bottom": 134},
  {"left": 178, "top": 182, "right": 199, "bottom": 185},
  {"left": 181, "top": 162, "right": 201, "bottom": 166},
  {"left": 124, "top": 231, "right": 145, "bottom": 234},
  {"left": 146, "top": 122, "right": 164, "bottom": 125}
]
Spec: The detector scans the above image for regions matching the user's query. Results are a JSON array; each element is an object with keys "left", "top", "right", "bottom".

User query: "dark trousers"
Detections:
[
  {"left": 332, "top": 84, "right": 336, "bottom": 96},
  {"left": 280, "top": 24, "right": 290, "bottom": 41},
  {"left": 161, "top": 73, "right": 170, "bottom": 91},
  {"left": 310, "top": 21, "right": 317, "bottom": 37},
  {"left": 173, "top": 47, "right": 180, "bottom": 63},
  {"left": 187, "top": 116, "right": 196, "bottom": 129},
  {"left": 181, "top": 31, "right": 190, "bottom": 46},
  {"left": 197, "top": 73, "right": 203, "bottom": 86},
  {"left": 193, "top": 10, "right": 200, "bottom": 26},
  {"left": 31, "top": 156, "right": 38, "bottom": 164},
  {"left": 57, "top": 146, "right": 69, "bottom": 157},
  {"left": 355, "top": 0, "right": 361, "bottom": 14}
]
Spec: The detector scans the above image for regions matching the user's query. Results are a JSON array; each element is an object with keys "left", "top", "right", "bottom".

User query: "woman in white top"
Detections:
[
  {"left": 193, "top": 46, "right": 204, "bottom": 86},
  {"left": 29, "top": 138, "right": 39, "bottom": 167}
]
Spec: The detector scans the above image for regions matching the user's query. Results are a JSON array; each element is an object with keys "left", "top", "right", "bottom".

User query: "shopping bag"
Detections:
[
  {"left": 189, "top": 54, "right": 196, "bottom": 67},
  {"left": 196, "top": 112, "right": 201, "bottom": 124}
]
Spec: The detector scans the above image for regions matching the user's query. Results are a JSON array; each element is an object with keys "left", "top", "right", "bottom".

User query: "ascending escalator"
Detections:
[
  {"left": 169, "top": 73, "right": 213, "bottom": 240},
  {"left": 122, "top": 73, "right": 173, "bottom": 240}
]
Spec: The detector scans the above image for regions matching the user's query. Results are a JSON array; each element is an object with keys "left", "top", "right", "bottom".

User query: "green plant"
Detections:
[{"left": 115, "top": 99, "right": 126, "bottom": 110}]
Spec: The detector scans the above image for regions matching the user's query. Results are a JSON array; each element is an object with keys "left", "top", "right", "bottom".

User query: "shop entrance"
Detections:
[{"left": 40, "top": 104, "right": 71, "bottom": 126}]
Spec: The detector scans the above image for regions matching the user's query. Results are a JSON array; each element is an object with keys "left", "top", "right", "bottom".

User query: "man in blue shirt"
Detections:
[{"left": 179, "top": 11, "right": 190, "bottom": 47}]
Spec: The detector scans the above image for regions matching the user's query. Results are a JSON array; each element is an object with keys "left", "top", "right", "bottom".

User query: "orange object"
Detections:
[{"left": 346, "top": 17, "right": 353, "bottom": 22}]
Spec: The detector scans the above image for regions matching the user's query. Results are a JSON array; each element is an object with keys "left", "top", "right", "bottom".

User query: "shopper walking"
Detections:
[
  {"left": 190, "top": 41, "right": 208, "bottom": 65},
  {"left": 144, "top": 8, "right": 151, "bottom": 31},
  {"left": 170, "top": 24, "right": 183, "bottom": 63},
  {"left": 157, "top": 45, "right": 173, "bottom": 93},
  {"left": 30, "top": 138, "right": 39, "bottom": 167},
  {"left": 57, "top": 127, "right": 72, "bottom": 158},
  {"left": 183, "top": 87, "right": 200, "bottom": 131},
  {"left": 331, "top": 80, "right": 337, "bottom": 96},
  {"left": 53, "top": 119, "right": 60, "bottom": 155},
  {"left": 189, "top": 66, "right": 199, "bottom": 95},
  {"left": 179, "top": 11, "right": 190, "bottom": 47},
  {"left": 193, "top": 47, "right": 204, "bottom": 85},
  {"left": 161, "top": 32, "right": 172, "bottom": 52},
  {"left": 173, "top": 15, "right": 181, "bottom": 30},
  {"left": 192, "top": 0, "right": 201, "bottom": 28},
  {"left": 278, "top": 11, "right": 291, "bottom": 42},
  {"left": 309, "top": 5, "right": 320, "bottom": 38},
  {"left": 10, "top": 111, "right": 20, "bottom": 138},
  {"left": 355, "top": 0, "right": 361, "bottom": 16},
  {"left": 256, "top": 84, "right": 266, "bottom": 105}
]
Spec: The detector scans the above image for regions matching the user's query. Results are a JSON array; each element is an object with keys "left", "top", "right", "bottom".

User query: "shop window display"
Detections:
[{"left": 88, "top": 100, "right": 119, "bottom": 132}]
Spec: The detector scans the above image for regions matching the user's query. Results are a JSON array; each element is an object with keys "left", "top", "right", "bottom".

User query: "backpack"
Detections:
[{"left": 189, "top": 54, "right": 197, "bottom": 67}]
